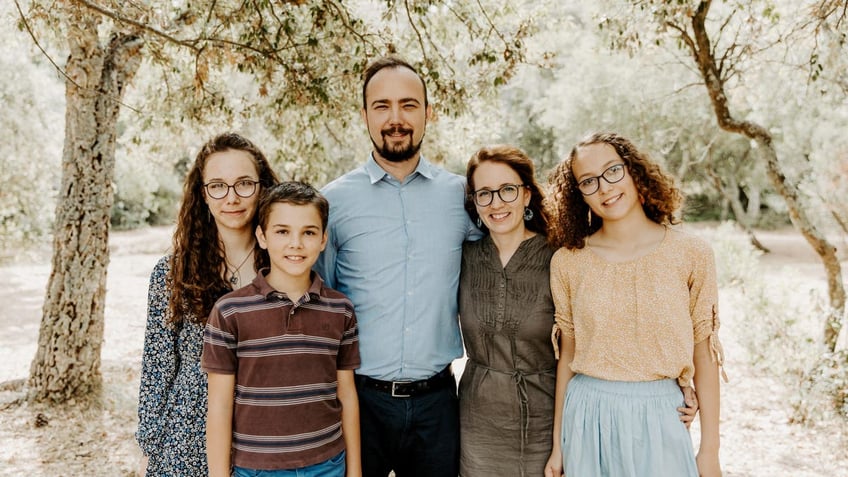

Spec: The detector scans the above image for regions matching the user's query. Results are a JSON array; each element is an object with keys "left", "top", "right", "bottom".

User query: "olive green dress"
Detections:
[{"left": 458, "top": 234, "right": 557, "bottom": 477}]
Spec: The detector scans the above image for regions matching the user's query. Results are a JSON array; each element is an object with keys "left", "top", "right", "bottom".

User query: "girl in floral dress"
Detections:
[{"left": 136, "top": 133, "right": 278, "bottom": 476}]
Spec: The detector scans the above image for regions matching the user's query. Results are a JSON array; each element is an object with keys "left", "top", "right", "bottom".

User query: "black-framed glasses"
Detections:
[
  {"left": 577, "top": 163, "right": 626, "bottom": 195},
  {"left": 204, "top": 179, "right": 259, "bottom": 199},
  {"left": 472, "top": 184, "right": 524, "bottom": 207}
]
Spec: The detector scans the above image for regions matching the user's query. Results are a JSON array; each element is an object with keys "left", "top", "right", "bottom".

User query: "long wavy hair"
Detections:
[
  {"left": 465, "top": 145, "right": 550, "bottom": 236},
  {"left": 547, "top": 132, "right": 682, "bottom": 250},
  {"left": 168, "top": 133, "right": 280, "bottom": 325}
]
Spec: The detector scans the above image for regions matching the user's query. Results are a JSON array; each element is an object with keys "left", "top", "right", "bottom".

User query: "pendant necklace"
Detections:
[{"left": 226, "top": 247, "right": 253, "bottom": 286}]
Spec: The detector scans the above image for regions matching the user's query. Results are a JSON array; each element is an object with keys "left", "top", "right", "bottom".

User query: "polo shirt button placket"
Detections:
[{"left": 287, "top": 304, "right": 298, "bottom": 330}]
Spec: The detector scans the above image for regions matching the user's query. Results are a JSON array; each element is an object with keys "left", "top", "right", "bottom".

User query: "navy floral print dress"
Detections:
[{"left": 136, "top": 256, "right": 228, "bottom": 476}]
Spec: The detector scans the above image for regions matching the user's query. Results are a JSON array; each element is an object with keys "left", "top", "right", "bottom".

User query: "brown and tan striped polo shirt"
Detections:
[{"left": 202, "top": 270, "right": 360, "bottom": 471}]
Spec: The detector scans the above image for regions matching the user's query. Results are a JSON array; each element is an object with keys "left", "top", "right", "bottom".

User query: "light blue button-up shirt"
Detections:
[{"left": 316, "top": 155, "right": 481, "bottom": 381}]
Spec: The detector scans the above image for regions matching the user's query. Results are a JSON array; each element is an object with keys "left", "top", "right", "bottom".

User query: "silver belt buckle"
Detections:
[{"left": 391, "top": 381, "right": 411, "bottom": 398}]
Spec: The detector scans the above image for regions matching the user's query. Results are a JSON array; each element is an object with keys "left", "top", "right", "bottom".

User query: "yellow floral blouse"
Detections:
[{"left": 550, "top": 227, "right": 726, "bottom": 386}]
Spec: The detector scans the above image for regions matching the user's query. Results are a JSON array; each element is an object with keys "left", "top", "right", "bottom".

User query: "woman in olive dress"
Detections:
[{"left": 458, "top": 145, "right": 555, "bottom": 477}]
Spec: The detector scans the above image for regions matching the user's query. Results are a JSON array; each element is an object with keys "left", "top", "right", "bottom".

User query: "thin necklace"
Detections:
[{"left": 225, "top": 247, "right": 254, "bottom": 286}]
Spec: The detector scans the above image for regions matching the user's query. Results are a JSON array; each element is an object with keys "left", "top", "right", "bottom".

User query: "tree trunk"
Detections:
[
  {"left": 27, "top": 5, "right": 142, "bottom": 402},
  {"left": 705, "top": 166, "right": 770, "bottom": 253},
  {"left": 689, "top": 0, "right": 845, "bottom": 351},
  {"left": 745, "top": 183, "right": 762, "bottom": 223}
]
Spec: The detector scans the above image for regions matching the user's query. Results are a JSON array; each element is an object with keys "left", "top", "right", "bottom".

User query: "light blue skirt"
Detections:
[{"left": 561, "top": 374, "right": 698, "bottom": 477}]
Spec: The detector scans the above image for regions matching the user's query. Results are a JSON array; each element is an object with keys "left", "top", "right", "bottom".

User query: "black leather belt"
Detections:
[{"left": 355, "top": 366, "right": 454, "bottom": 398}]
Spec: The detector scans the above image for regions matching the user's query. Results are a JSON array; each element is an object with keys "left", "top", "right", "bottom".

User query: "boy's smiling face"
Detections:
[{"left": 256, "top": 202, "right": 327, "bottom": 283}]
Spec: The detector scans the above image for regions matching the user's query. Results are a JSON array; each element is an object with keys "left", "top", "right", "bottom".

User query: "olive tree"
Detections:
[
  {"left": 13, "top": 0, "right": 537, "bottom": 402},
  {"left": 600, "top": 0, "right": 846, "bottom": 351}
]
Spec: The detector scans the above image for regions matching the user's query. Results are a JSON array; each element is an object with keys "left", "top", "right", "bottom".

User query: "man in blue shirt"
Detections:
[{"left": 315, "top": 55, "right": 480, "bottom": 477}]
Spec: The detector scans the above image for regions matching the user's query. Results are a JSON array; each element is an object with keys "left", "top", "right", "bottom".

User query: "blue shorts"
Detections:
[
  {"left": 561, "top": 374, "right": 698, "bottom": 477},
  {"left": 233, "top": 450, "right": 345, "bottom": 477}
]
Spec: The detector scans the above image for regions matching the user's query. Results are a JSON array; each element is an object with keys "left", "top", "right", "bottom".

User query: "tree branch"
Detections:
[
  {"left": 691, "top": 0, "right": 750, "bottom": 134},
  {"left": 812, "top": 0, "right": 848, "bottom": 30},
  {"left": 71, "top": 0, "right": 200, "bottom": 51},
  {"left": 14, "top": 0, "right": 142, "bottom": 114},
  {"left": 403, "top": 0, "right": 430, "bottom": 66},
  {"left": 475, "top": 0, "right": 509, "bottom": 46},
  {"left": 665, "top": 20, "right": 697, "bottom": 59},
  {"left": 13, "top": 0, "right": 83, "bottom": 91},
  {"left": 326, "top": 0, "right": 380, "bottom": 52},
  {"left": 205, "top": 0, "right": 219, "bottom": 25},
  {"left": 72, "top": 0, "right": 313, "bottom": 61}
]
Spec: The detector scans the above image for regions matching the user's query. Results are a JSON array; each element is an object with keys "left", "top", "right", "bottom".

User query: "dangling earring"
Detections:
[
  {"left": 587, "top": 209, "right": 592, "bottom": 227},
  {"left": 476, "top": 217, "right": 482, "bottom": 228},
  {"left": 523, "top": 207, "right": 534, "bottom": 221}
]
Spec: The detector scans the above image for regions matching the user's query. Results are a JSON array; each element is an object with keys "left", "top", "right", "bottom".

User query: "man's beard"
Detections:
[{"left": 372, "top": 126, "right": 424, "bottom": 163}]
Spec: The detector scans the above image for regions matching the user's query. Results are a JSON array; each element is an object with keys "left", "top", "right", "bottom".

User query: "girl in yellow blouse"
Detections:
[{"left": 543, "top": 132, "right": 726, "bottom": 477}]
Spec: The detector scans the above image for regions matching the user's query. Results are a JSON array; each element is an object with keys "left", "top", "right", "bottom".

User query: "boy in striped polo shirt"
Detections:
[{"left": 203, "top": 181, "right": 361, "bottom": 477}]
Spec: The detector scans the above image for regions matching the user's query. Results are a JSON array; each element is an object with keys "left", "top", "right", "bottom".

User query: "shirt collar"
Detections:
[
  {"left": 252, "top": 268, "right": 325, "bottom": 302},
  {"left": 306, "top": 272, "right": 325, "bottom": 299},
  {"left": 364, "top": 153, "right": 435, "bottom": 184}
]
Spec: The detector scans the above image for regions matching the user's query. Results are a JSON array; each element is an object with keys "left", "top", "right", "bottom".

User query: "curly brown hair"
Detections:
[
  {"left": 546, "top": 132, "right": 683, "bottom": 250},
  {"left": 169, "top": 133, "right": 280, "bottom": 325},
  {"left": 465, "top": 145, "right": 550, "bottom": 236}
]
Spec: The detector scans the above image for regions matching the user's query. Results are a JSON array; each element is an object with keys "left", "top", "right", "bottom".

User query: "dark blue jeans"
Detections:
[
  {"left": 356, "top": 378, "right": 459, "bottom": 477},
  {"left": 232, "top": 450, "right": 345, "bottom": 476}
]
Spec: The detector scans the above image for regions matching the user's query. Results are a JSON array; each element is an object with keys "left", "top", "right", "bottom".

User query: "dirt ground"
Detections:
[{"left": 0, "top": 224, "right": 846, "bottom": 476}]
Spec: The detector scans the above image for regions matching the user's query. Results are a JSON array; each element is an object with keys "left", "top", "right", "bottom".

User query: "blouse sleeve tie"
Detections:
[
  {"left": 708, "top": 304, "right": 728, "bottom": 383},
  {"left": 551, "top": 323, "right": 561, "bottom": 360}
]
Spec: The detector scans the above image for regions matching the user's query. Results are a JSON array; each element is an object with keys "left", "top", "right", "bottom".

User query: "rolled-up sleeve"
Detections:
[
  {"left": 689, "top": 242, "right": 727, "bottom": 382},
  {"left": 550, "top": 249, "right": 574, "bottom": 360}
]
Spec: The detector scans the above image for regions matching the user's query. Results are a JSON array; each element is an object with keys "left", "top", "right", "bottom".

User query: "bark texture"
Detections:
[
  {"left": 688, "top": 0, "right": 845, "bottom": 351},
  {"left": 27, "top": 4, "right": 142, "bottom": 402}
]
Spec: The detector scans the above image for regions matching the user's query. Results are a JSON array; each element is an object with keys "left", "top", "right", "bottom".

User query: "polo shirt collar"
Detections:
[
  {"left": 252, "top": 268, "right": 325, "bottom": 302},
  {"left": 364, "top": 153, "right": 435, "bottom": 184},
  {"left": 252, "top": 269, "right": 276, "bottom": 297},
  {"left": 306, "top": 272, "right": 324, "bottom": 299}
]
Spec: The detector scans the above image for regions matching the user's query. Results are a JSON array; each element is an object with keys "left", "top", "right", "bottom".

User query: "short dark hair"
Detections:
[
  {"left": 256, "top": 181, "right": 329, "bottom": 232},
  {"left": 361, "top": 55, "right": 429, "bottom": 109}
]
